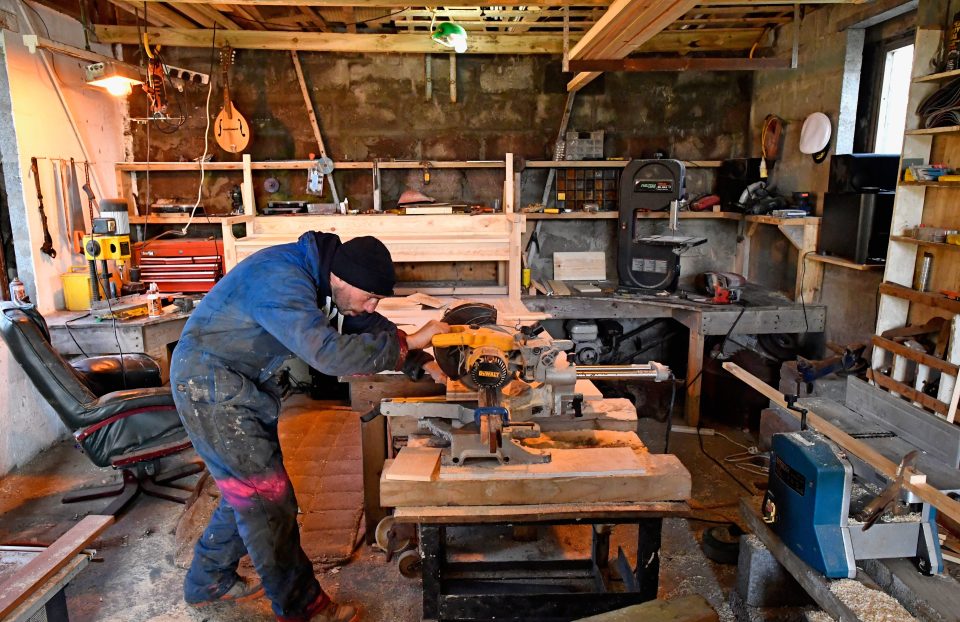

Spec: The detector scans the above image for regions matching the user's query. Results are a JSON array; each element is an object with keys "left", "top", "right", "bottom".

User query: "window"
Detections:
[{"left": 874, "top": 43, "right": 914, "bottom": 153}]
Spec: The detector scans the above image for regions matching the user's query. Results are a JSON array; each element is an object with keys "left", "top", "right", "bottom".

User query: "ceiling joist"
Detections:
[{"left": 94, "top": 24, "right": 770, "bottom": 54}]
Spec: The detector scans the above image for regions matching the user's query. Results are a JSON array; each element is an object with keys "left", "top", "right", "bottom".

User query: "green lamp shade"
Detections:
[{"left": 432, "top": 22, "right": 468, "bottom": 53}]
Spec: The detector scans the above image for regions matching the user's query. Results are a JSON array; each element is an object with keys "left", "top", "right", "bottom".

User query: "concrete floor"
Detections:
[{"left": 0, "top": 414, "right": 760, "bottom": 622}]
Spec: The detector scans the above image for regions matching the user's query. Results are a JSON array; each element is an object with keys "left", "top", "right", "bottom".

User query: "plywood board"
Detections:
[
  {"left": 381, "top": 445, "right": 691, "bottom": 507},
  {"left": 385, "top": 447, "right": 442, "bottom": 481},
  {"left": 553, "top": 251, "right": 606, "bottom": 281}
]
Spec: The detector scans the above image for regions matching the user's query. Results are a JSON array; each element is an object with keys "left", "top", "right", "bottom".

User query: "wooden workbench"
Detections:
[
  {"left": 45, "top": 308, "right": 191, "bottom": 382},
  {"left": 523, "top": 284, "right": 826, "bottom": 426}
]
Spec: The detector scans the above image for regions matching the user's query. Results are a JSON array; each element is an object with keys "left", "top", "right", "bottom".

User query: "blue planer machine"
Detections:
[{"left": 762, "top": 429, "right": 944, "bottom": 578}]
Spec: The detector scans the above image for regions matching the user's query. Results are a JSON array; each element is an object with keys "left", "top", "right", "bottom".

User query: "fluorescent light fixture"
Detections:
[
  {"left": 432, "top": 21, "right": 468, "bottom": 54},
  {"left": 85, "top": 61, "right": 142, "bottom": 97}
]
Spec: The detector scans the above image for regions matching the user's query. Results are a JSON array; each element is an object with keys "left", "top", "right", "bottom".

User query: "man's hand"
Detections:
[
  {"left": 407, "top": 320, "right": 451, "bottom": 350},
  {"left": 422, "top": 360, "right": 448, "bottom": 385}
]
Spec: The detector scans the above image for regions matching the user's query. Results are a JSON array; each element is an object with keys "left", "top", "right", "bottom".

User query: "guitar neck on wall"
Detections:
[{"left": 214, "top": 46, "right": 250, "bottom": 154}]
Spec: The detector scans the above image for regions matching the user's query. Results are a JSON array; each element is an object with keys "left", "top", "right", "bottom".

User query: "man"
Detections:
[{"left": 170, "top": 232, "right": 449, "bottom": 621}]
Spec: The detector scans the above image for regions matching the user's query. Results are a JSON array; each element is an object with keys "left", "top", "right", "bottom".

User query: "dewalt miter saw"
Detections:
[{"left": 380, "top": 303, "right": 671, "bottom": 466}]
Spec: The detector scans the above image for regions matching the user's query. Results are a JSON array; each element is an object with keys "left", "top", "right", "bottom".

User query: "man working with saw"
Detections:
[{"left": 171, "top": 232, "right": 448, "bottom": 621}]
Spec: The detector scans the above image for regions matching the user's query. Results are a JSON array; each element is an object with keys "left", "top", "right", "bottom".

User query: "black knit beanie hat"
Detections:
[{"left": 330, "top": 236, "right": 396, "bottom": 297}]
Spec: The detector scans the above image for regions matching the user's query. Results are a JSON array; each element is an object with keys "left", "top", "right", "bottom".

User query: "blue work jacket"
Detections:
[{"left": 171, "top": 231, "right": 401, "bottom": 387}]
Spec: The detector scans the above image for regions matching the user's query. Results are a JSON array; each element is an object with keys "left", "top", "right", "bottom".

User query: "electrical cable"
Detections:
[
  {"left": 64, "top": 312, "right": 91, "bottom": 357},
  {"left": 90, "top": 258, "right": 127, "bottom": 389},
  {"left": 798, "top": 250, "right": 811, "bottom": 333}
]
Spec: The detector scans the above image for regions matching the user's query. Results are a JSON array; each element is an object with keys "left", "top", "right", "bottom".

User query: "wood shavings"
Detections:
[{"left": 829, "top": 579, "right": 917, "bottom": 622}]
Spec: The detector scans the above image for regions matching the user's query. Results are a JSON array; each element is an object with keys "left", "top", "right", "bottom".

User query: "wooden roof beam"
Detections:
[
  {"left": 107, "top": 0, "right": 195, "bottom": 27},
  {"left": 116, "top": 0, "right": 613, "bottom": 6},
  {"left": 567, "top": 0, "right": 700, "bottom": 92},
  {"left": 94, "top": 25, "right": 767, "bottom": 54},
  {"left": 569, "top": 56, "right": 790, "bottom": 71}
]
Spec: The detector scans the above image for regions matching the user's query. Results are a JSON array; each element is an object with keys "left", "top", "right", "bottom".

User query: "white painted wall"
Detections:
[{"left": 0, "top": 0, "right": 128, "bottom": 475}]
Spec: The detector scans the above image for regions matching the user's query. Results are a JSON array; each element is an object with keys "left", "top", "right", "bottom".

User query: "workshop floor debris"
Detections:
[{"left": 0, "top": 406, "right": 772, "bottom": 622}]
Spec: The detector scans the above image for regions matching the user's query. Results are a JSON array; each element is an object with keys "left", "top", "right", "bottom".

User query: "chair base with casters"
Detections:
[{"left": 62, "top": 438, "right": 207, "bottom": 516}]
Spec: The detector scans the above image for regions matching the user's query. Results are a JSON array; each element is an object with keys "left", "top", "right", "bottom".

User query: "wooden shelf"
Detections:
[
  {"left": 524, "top": 211, "right": 742, "bottom": 220},
  {"left": 900, "top": 180, "right": 960, "bottom": 187},
  {"left": 129, "top": 214, "right": 249, "bottom": 224},
  {"left": 805, "top": 254, "right": 884, "bottom": 271},
  {"left": 116, "top": 160, "right": 374, "bottom": 171},
  {"left": 376, "top": 160, "right": 504, "bottom": 169},
  {"left": 904, "top": 126, "right": 960, "bottom": 136},
  {"left": 525, "top": 160, "right": 723, "bottom": 169},
  {"left": 914, "top": 68, "right": 960, "bottom": 83},
  {"left": 889, "top": 235, "right": 960, "bottom": 251},
  {"left": 879, "top": 282, "right": 960, "bottom": 315},
  {"left": 525, "top": 212, "right": 618, "bottom": 219},
  {"left": 744, "top": 215, "right": 820, "bottom": 225}
]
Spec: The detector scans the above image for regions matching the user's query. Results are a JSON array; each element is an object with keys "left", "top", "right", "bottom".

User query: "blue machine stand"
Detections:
[{"left": 762, "top": 429, "right": 944, "bottom": 578}]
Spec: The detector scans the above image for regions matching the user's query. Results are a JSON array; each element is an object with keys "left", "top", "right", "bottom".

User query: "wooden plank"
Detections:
[
  {"left": 0, "top": 515, "right": 113, "bottom": 618},
  {"left": 128, "top": 0, "right": 613, "bottom": 6},
  {"left": 553, "top": 251, "right": 605, "bottom": 281},
  {"left": 723, "top": 362, "right": 960, "bottom": 526},
  {"left": 879, "top": 282, "right": 960, "bottom": 315},
  {"left": 393, "top": 501, "right": 689, "bottom": 523},
  {"left": 868, "top": 369, "right": 949, "bottom": 416},
  {"left": 381, "top": 448, "right": 691, "bottom": 507},
  {"left": 872, "top": 335, "right": 959, "bottom": 377},
  {"left": 575, "top": 594, "right": 718, "bottom": 622},
  {"left": 95, "top": 26, "right": 567, "bottom": 53},
  {"left": 569, "top": 56, "right": 790, "bottom": 72},
  {"left": 385, "top": 447, "right": 441, "bottom": 481},
  {"left": 547, "top": 280, "right": 572, "bottom": 296},
  {"left": 739, "top": 499, "right": 861, "bottom": 622}
]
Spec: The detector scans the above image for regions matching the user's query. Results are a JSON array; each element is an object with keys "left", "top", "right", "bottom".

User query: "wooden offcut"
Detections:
[
  {"left": 574, "top": 594, "right": 718, "bottom": 622},
  {"left": 553, "top": 251, "right": 605, "bottom": 281},
  {"left": 0, "top": 515, "right": 113, "bottom": 619},
  {"left": 386, "top": 447, "right": 442, "bottom": 481},
  {"left": 381, "top": 439, "right": 691, "bottom": 507}
]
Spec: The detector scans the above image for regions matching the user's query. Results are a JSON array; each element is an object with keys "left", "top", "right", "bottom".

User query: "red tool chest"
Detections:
[{"left": 133, "top": 240, "right": 224, "bottom": 293}]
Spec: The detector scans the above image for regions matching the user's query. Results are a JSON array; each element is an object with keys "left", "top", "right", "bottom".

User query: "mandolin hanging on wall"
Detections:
[{"left": 214, "top": 46, "right": 250, "bottom": 154}]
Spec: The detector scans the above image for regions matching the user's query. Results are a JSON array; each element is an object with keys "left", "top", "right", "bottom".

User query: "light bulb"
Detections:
[
  {"left": 105, "top": 79, "right": 133, "bottom": 97},
  {"left": 453, "top": 38, "right": 467, "bottom": 54}
]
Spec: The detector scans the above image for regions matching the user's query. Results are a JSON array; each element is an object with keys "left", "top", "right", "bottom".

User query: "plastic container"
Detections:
[
  {"left": 60, "top": 266, "right": 102, "bottom": 311},
  {"left": 147, "top": 283, "right": 163, "bottom": 317}
]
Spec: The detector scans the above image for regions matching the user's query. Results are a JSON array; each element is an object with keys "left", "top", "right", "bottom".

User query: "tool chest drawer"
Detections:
[{"left": 133, "top": 240, "right": 224, "bottom": 293}]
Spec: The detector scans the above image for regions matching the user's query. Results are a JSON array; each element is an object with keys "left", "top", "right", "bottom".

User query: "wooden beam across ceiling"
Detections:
[
  {"left": 94, "top": 24, "right": 768, "bottom": 54},
  {"left": 566, "top": 0, "right": 701, "bottom": 92},
  {"left": 568, "top": 56, "right": 790, "bottom": 71},
  {"left": 119, "top": 0, "right": 860, "bottom": 4}
]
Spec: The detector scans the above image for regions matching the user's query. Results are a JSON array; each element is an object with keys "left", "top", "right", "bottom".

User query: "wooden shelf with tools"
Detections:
[
  {"left": 873, "top": 22, "right": 960, "bottom": 423},
  {"left": 734, "top": 215, "right": 822, "bottom": 301}
]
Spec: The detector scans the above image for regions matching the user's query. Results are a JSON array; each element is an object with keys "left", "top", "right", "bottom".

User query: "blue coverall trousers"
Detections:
[{"left": 173, "top": 364, "right": 322, "bottom": 617}]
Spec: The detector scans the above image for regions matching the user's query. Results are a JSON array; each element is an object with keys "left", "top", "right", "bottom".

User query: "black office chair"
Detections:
[{"left": 0, "top": 302, "right": 203, "bottom": 516}]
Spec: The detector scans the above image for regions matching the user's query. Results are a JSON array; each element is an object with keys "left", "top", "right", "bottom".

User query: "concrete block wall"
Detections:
[
  {"left": 0, "top": 1, "right": 126, "bottom": 475},
  {"left": 749, "top": 3, "right": 913, "bottom": 345}
]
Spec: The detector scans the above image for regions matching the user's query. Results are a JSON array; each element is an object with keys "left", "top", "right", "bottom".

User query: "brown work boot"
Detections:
[
  {"left": 276, "top": 592, "right": 359, "bottom": 622},
  {"left": 187, "top": 576, "right": 265, "bottom": 608}
]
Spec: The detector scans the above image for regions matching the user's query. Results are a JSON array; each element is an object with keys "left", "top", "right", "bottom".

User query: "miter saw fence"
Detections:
[{"left": 381, "top": 308, "right": 671, "bottom": 466}]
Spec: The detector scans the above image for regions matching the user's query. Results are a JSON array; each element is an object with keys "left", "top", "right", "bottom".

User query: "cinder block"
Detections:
[{"left": 736, "top": 535, "right": 812, "bottom": 608}]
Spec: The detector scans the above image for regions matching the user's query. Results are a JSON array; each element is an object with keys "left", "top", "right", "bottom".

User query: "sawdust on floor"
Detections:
[{"left": 830, "top": 579, "right": 918, "bottom": 622}]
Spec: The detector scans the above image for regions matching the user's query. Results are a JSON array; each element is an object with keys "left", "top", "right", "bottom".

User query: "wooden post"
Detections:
[
  {"left": 682, "top": 316, "right": 705, "bottom": 427},
  {"left": 241, "top": 154, "right": 254, "bottom": 216}
]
